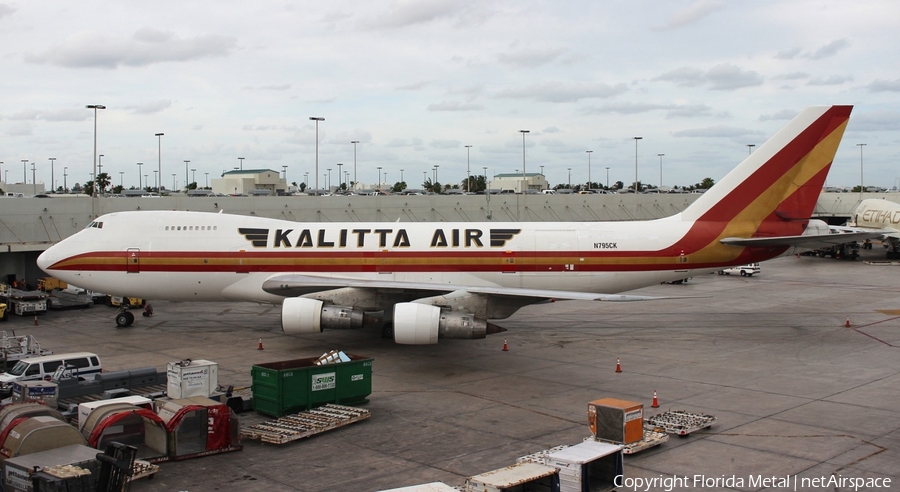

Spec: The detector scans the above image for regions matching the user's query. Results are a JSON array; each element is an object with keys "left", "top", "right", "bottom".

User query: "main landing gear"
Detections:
[{"left": 115, "top": 302, "right": 153, "bottom": 328}]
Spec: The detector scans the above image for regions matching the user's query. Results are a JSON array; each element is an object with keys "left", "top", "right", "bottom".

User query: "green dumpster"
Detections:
[{"left": 251, "top": 354, "right": 372, "bottom": 417}]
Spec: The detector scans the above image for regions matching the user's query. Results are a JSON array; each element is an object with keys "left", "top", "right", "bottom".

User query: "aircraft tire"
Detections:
[{"left": 115, "top": 311, "right": 135, "bottom": 328}]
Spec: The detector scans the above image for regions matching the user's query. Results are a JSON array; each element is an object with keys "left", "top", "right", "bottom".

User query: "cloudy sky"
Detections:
[{"left": 2, "top": 0, "right": 899, "bottom": 192}]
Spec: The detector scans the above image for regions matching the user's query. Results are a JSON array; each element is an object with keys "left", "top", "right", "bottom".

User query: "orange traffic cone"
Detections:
[
  {"left": 502, "top": 338, "right": 509, "bottom": 351},
  {"left": 651, "top": 390, "right": 660, "bottom": 408},
  {"left": 845, "top": 316, "right": 851, "bottom": 327},
  {"left": 257, "top": 338, "right": 264, "bottom": 350},
  {"left": 615, "top": 358, "right": 622, "bottom": 373},
  {"left": 33, "top": 315, "right": 38, "bottom": 326}
]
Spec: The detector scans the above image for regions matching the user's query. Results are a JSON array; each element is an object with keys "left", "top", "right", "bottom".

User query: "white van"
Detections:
[
  {"left": 542, "top": 189, "right": 557, "bottom": 195},
  {"left": 0, "top": 352, "right": 102, "bottom": 395},
  {"left": 718, "top": 263, "right": 761, "bottom": 277}
]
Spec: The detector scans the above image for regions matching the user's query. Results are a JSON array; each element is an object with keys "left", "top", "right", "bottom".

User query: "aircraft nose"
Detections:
[{"left": 37, "top": 246, "right": 58, "bottom": 273}]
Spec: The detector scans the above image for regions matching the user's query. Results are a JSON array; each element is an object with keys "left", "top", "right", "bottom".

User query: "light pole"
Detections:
[
  {"left": 423, "top": 171, "right": 427, "bottom": 188},
  {"left": 747, "top": 144, "right": 755, "bottom": 155},
  {"left": 633, "top": 136, "right": 642, "bottom": 193},
  {"left": 658, "top": 153, "right": 664, "bottom": 189},
  {"left": 304, "top": 172, "right": 309, "bottom": 189},
  {"left": 336, "top": 163, "right": 343, "bottom": 190},
  {"left": 351, "top": 140, "right": 359, "bottom": 189},
  {"left": 857, "top": 143, "right": 866, "bottom": 194},
  {"left": 63, "top": 167, "right": 67, "bottom": 193},
  {"left": 136, "top": 163, "right": 143, "bottom": 190},
  {"left": 605, "top": 166, "right": 610, "bottom": 189},
  {"left": 281, "top": 165, "right": 288, "bottom": 180},
  {"left": 434, "top": 165, "right": 439, "bottom": 184},
  {"left": 31, "top": 162, "right": 36, "bottom": 195},
  {"left": 238, "top": 157, "right": 244, "bottom": 170},
  {"left": 310, "top": 117, "right": 324, "bottom": 195},
  {"left": 98, "top": 154, "right": 104, "bottom": 177},
  {"left": 327, "top": 168, "right": 332, "bottom": 192},
  {"left": 184, "top": 160, "right": 190, "bottom": 189},
  {"left": 153, "top": 170, "right": 158, "bottom": 191},
  {"left": 465, "top": 145, "right": 472, "bottom": 191},
  {"left": 567, "top": 167, "right": 572, "bottom": 188},
  {"left": 191, "top": 168, "right": 196, "bottom": 186},
  {"left": 154, "top": 133, "right": 164, "bottom": 192},
  {"left": 49, "top": 158, "right": 56, "bottom": 193},
  {"left": 586, "top": 150, "right": 592, "bottom": 189},
  {"left": 483, "top": 166, "right": 488, "bottom": 192},
  {"left": 86, "top": 105, "right": 106, "bottom": 200},
  {"left": 205, "top": 172, "right": 209, "bottom": 188},
  {"left": 377, "top": 166, "right": 382, "bottom": 189},
  {"left": 21, "top": 160, "right": 28, "bottom": 183},
  {"left": 519, "top": 130, "right": 529, "bottom": 192},
  {"left": 171, "top": 174, "right": 176, "bottom": 191},
  {"left": 400, "top": 169, "right": 404, "bottom": 184},
  {"left": 119, "top": 171, "right": 124, "bottom": 188}
]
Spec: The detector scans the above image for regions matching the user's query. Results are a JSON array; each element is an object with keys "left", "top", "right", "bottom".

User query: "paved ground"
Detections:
[{"left": 6, "top": 248, "right": 899, "bottom": 491}]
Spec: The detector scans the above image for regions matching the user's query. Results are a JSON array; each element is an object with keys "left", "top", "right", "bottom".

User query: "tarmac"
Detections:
[{"left": 5, "top": 247, "right": 899, "bottom": 491}]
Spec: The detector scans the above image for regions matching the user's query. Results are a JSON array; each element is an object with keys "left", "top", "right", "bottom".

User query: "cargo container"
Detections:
[
  {"left": 3, "top": 444, "right": 100, "bottom": 492},
  {"left": 588, "top": 397, "right": 643, "bottom": 444},
  {"left": 167, "top": 359, "right": 218, "bottom": 399},
  {"left": 544, "top": 440, "right": 623, "bottom": 492},
  {"left": 155, "top": 396, "right": 241, "bottom": 460},
  {"left": 11, "top": 381, "right": 58, "bottom": 408},
  {"left": 0, "top": 416, "right": 86, "bottom": 461},
  {"left": 252, "top": 354, "right": 372, "bottom": 417}
]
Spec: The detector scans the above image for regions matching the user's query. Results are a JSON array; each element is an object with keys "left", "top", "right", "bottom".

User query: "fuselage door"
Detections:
[{"left": 126, "top": 248, "right": 140, "bottom": 274}]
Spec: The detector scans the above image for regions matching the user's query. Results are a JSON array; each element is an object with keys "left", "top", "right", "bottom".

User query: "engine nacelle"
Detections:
[
  {"left": 281, "top": 297, "right": 366, "bottom": 334},
  {"left": 393, "top": 303, "right": 488, "bottom": 345}
]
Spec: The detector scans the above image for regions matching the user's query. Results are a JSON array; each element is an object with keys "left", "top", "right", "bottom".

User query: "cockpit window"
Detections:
[{"left": 85, "top": 221, "right": 104, "bottom": 229}]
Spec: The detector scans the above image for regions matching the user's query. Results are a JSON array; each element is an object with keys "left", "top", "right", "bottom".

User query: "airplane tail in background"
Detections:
[{"left": 680, "top": 106, "right": 852, "bottom": 239}]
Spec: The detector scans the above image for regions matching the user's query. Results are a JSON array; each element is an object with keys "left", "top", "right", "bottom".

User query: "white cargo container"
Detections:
[
  {"left": 166, "top": 359, "right": 218, "bottom": 399},
  {"left": 77, "top": 396, "right": 152, "bottom": 431},
  {"left": 544, "top": 440, "right": 623, "bottom": 492},
  {"left": 464, "top": 462, "right": 558, "bottom": 492}
]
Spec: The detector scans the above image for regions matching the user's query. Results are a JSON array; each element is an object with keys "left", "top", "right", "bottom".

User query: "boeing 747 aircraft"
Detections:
[{"left": 38, "top": 106, "right": 856, "bottom": 344}]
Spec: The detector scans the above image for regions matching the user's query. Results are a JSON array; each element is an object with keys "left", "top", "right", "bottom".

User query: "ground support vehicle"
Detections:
[
  {"left": 0, "top": 331, "right": 52, "bottom": 367},
  {"left": 47, "top": 287, "right": 93, "bottom": 309},
  {"left": 240, "top": 404, "right": 370, "bottom": 444},
  {"left": 801, "top": 241, "right": 860, "bottom": 260},
  {"left": 0, "top": 284, "right": 49, "bottom": 316},
  {"left": 717, "top": 263, "right": 761, "bottom": 276},
  {"left": 645, "top": 410, "right": 716, "bottom": 436}
]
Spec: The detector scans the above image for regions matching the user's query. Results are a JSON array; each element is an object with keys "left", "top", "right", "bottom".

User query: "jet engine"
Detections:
[
  {"left": 281, "top": 297, "right": 367, "bottom": 334},
  {"left": 393, "top": 302, "right": 488, "bottom": 345}
]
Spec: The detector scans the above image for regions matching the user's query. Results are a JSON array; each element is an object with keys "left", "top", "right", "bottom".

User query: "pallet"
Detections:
[
  {"left": 645, "top": 410, "right": 716, "bottom": 436},
  {"left": 622, "top": 430, "right": 669, "bottom": 454},
  {"left": 240, "top": 404, "right": 370, "bottom": 445},
  {"left": 128, "top": 460, "right": 160, "bottom": 482}
]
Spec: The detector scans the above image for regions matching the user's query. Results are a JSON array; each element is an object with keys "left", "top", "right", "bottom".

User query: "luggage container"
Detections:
[
  {"left": 0, "top": 416, "right": 86, "bottom": 461},
  {"left": 77, "top": 396, "right": 152, "bottom": 431},
  {"left": 0, "top": 403, "right": 66, "bottom": 434},
  {"left": 3, "top": 444, "right": 100, "bottom": 492},
  {"left": 155, "top": 396, "right": 241, "bottom": 461},
  {"left": 251, "top": 353, "right": 372, "bottom": 417},
  {"left": 544, "top": 440, "right": 623, "bottom": 492},
  {"left": 166, "top": 359, "right": 218, "bottom": 399},
  {"left": 79, "top": 402, "right": 167, "bottom": 461},
  {"left": 587, "top": 397, "right": 643, "bottom": 444}
]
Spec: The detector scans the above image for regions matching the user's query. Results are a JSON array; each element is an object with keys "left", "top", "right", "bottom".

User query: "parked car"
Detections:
[{"left": 717, "top": 263, "right": 761, "bottom": 276}]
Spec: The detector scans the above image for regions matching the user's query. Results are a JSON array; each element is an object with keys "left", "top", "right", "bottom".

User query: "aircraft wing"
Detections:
[
  {"left": 829, "top": 226, "right": 900, "bottom": 240},
  {"left": 720, "top": 230, "right": 887, "bottom": 249},
  {"left": 261, "top": 274, "right": 668, "bottom": 302}
]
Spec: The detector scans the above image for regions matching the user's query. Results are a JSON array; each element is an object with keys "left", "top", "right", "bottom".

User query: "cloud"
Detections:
[
  {"left": 848, "top": 111, "right": 900, "bottom": 132},
  {"left": 25, "top": 28, "right": 237, "bottom": 69},
  {"left": 6, "top": 122, "right": 32, "bottom": 136},
  {"left": 653, "top": 0, "right": 725, "bottom": 31},
  {"left": 777, "top": 40, "right": 850, "bottom": 61},
  {"left": 805, "top": 39, "right": 850, "bottom": 60},
  {"left": 865, "top": 79, "right": 900, "bottom": 92},
  {"left": 123, "top": 100, "right": 172, "bottom": 114},
  {"left": 807, "top": 75, "right": 852, "bottom": 86},
  {"left": 672, "top": 125, "right": 765, "bottom": 139},
  {"left": 430, "top": 139, "right": 460, "bottom": 149},
  {"left": 774, "top": 72, "right": 809, "bottom": 81},
  {"left": 497, "top": 82, "right": 628, "bottom": 103},
  {"left": 665, "top": 104, "right": 715, "bottom": 118},
  {"left": 397, "top": 80, "right": 436, "bottom": 91},
  {"left": 542, "top": 127, "right": 561, "bottom": 133},
  {"left": 496, "top": 48, "right": 566, "bottom": 68},
  {"left": 0, "top": 4, "right": 15, "bottom": 18},
  {"left": 6, "top": 108, "right": 90, "bottom": 122},
  {"left": 243, "top": 84, "right": 292, "bottom": 91},
  {"left": 759, "top": 109, "right": 798, "bottom": 121},
  {"left": 364, "top": 0, "right": 466, "bottom": 29},
  {"left": 654, "top": 67, "right": 706, "bottom": 87},
  {"left": 705, "top": 63, "right": 763, "bottom": 90},
  {"left": 427, "top": 101, "right": 484, "bottom": 111},
  {"left": 582, "top": 102, "right": 676, "bottom": 115}
]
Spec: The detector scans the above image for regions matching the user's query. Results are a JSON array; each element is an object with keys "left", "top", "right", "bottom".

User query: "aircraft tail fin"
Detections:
[{"left": 681, "top": 106, "right": 852, "bottom": 240}]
